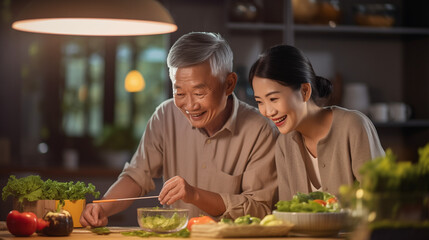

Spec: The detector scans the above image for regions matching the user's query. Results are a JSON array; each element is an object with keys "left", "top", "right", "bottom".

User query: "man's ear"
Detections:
[
  {"left": 301, "top": 83, "right": 312, "bottom": 102},
  {"left": 225, "top": 72, "right": 238, "bottom": 95}
]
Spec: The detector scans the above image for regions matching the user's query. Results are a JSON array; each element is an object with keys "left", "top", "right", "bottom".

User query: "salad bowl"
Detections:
[
  {"left": 137, "top": 208, "right": 189, "bottom": 233},
  {"left": 273, "top": 210, "right": 347, "bottom": 237},
  {"left": 273, "top": 191, "right": 347, "bottom": 237}
]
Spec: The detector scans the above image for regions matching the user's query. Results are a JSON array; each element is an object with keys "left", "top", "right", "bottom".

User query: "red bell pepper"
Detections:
[
  {"left": 6, "top": 210, "right": 49, "bottom": 237},
  {"left": 6, "top": 210, "right": 37, "bottom": 236},
  {"left": 37, "top": 217, "right": 49, "bottom": 231},
  {"left": 313, "top": 199, "right": 327, "bottom": 206}
]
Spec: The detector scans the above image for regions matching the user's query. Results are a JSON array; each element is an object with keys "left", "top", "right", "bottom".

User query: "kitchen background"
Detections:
[{"left": 0, "top": 0, "right": 428, "bottom": 226}]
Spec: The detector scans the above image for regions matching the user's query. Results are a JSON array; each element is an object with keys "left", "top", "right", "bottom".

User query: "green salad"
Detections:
[
  {"left": 139, "top": 212, "right": 187, "bottom": 231},
  {"left": 275, "top": 191, "right": 340, "bottom": 213}
]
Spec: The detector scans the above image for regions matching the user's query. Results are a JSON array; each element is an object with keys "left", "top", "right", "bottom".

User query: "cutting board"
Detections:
[{"left": 191, "top": 223, "right": 294, "bottom": 238}]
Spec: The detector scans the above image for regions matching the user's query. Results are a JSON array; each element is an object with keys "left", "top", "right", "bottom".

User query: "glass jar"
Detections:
[
  {"left": 353, "top": 3, "right": 396, "bottom": 27},
  {"left": 314, "top": 0, "right": 341, "bottom": 25}
]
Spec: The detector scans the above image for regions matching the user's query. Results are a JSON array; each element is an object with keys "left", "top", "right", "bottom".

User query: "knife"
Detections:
[{"left": 93, "top": 195, "right": 159, "bottom": 203}]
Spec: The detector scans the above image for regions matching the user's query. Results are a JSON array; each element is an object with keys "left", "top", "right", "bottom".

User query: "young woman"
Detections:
[{"left": 249, "top": 45, "right": 385, "bottom": 200}]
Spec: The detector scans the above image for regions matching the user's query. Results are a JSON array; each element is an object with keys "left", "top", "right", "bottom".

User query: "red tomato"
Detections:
[
  {"left": 36, "top": 218, "right": 49, "bottom": 232},
  {"left": 187, "top": 216, "right": 215, "bottom": 231},
  {"left": 6, "top": 210, "right": 38, "bottom": 236},
  {"left": 327, "top": 197, "right": 337, "bottom": 204},
  {"left": 313, "top": 199, "right": 327, "bottom": 206}
]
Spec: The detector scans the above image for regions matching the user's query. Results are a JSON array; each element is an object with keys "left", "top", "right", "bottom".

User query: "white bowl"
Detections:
[{"left": 273, "top": 210, "right": 347, "bottom": 237}]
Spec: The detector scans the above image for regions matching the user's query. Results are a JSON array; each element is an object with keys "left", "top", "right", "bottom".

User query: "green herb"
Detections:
[
  {"left": 121, "top": 228, "right": 190, "bottom": 238},
  {"left": 2, "top": 175, "right": 101, "bottom": 208},
  {"left": 89, "top": 227, "right": 111, "bottom": 235}
]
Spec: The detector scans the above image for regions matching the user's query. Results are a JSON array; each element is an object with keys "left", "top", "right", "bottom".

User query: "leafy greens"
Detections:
[
  {"left": 275, "top": 191, "right": 339, "bottom": 213},
  {"left": 359, "top": 143, "right": 429, "bottom": 192},
  {"left": 2, "top": 175, "right": 100, "bottom": 205}
]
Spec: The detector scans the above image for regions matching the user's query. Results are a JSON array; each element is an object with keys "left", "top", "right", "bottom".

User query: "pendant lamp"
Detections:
[
  {"left": 125, "top": 70, "right": 145, "bottom": 92},
  {"left": 12, "top": 0, "right": 177, "bottom": 36}
]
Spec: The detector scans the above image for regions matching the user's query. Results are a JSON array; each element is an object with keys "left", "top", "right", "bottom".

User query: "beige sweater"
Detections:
[{"left": 276, "top": 106, "right": 385, "bottom": 200}]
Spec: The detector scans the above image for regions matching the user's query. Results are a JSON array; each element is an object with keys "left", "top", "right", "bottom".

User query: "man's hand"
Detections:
[
  {"left": 158, "top": 176, "right": 197, "bottom": 205},
  {"left": 79, "top": 203, "right": 108, "bottom": 227}
]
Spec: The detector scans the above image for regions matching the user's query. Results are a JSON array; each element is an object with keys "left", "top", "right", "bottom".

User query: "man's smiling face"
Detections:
[{"left": 172, "top": 61, "right": 229, "bottom": 134}]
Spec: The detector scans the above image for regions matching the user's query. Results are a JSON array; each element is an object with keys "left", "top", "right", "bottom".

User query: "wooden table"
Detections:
[{"left": 0, "top": 228, "right": 349, "bottom": 240}]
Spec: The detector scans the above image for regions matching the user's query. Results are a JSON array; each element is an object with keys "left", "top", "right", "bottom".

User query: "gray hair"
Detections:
[{"left": 167, "top": 32, "right": 233, "bottom": 82}]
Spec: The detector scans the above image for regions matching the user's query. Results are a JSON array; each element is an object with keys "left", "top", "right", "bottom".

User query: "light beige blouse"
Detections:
[
  {"left": 276, "top": 106, "right": 385, "bottom": 200},
  {"left": 120, "top": 94, "right": 279, "bottom": 219}
]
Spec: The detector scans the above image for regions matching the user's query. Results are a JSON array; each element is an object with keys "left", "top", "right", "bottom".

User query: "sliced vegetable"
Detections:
[
  {"left": 122, "top": 228, "right": 190, "bottom": 238},
  {"left": 187, "top": 216, "right": 215, "bottom": 231},
  {"left": 260, "top": 214, "right": 284, "bottom": 226},
  {"left": 140, "top": 212, "right": 187, "bottom": 232},
  {"left": 313, "top": 199, "right": 327, "bottom": 206},
  {"left": 89, "top": 226, "right": 111, "bottom": 235}
]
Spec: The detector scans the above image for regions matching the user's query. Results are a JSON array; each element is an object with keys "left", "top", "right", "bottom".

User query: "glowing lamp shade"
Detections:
[
  {"left": 12, "top": 0, "right": 177, "bottom": 36},
  {"left": 125, "top": 70, "right": 145, "bottom": 92}
]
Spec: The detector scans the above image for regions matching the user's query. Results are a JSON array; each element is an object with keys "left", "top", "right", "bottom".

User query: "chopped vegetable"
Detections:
[
  {"left": 275, "top": 191, "right": 340, "bottom": 212},
  {"left": 234, "top": 215, "right": 261, "bottom": 225},
  {"left": 122, "top": 228, "right": 190, "bottom": 238},
  {"left": 140, "top": 212, "right": 187, "bottom": 232},
  {"left": 219, "top": 218, "right": 234, "bottom": 224},
  {"left": 260, "top": 214, "right": 284, "bottom": 226},
  {"left": 89, "top": 226, "right": 111, "bottom": 235},
  {"left": 313, "top": 199, "right": 327, "bottom": 206},
  {"left": 187, "top": 216, "right": 215, "bottom": 231}
]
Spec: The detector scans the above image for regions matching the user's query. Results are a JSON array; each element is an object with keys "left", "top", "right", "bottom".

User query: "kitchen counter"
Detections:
[{"left": 0, "top": 228, "right": 348, "bottom": 240}]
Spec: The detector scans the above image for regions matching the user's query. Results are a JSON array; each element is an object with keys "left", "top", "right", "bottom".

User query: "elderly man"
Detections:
[{"left": 80, "top": 32, "right": 278, "bottom": 227}]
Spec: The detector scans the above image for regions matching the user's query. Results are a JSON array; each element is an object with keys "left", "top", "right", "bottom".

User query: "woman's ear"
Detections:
[
  {"left": 225, "top": 72, "right": 238, "bottom": 95},
  {"left": 301, "top": 83, "right": 312, "bottom": 102}
]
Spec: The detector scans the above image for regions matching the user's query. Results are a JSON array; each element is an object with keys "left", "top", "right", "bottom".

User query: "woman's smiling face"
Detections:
[{"left": 252, "top": 76, "right": 307, "bottom": 134}]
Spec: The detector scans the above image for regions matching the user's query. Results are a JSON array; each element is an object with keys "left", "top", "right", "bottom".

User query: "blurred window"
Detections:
[{"left": 62, "top": 35, "right": 168, "bottom": 140}]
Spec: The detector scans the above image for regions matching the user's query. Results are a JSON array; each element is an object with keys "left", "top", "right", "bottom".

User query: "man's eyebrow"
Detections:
[
  {"left": 254, "top": 91, "right": 281, "bottom": 99},
  {"left": 174, "top": 83, "right": 207, "bottom": 89}
]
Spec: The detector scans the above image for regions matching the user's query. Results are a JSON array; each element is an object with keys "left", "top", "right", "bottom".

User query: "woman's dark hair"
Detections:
[{"left": 248, "top": 45, "right": 332, "bottom": 106}]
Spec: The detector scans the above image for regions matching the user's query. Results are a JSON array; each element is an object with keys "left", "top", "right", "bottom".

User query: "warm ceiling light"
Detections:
[
  {"left": 125, "top": 70, "right": 145, "bottom": 92},
  {"left": 12, "top": 0, "right": 177, "bottom": 36}
]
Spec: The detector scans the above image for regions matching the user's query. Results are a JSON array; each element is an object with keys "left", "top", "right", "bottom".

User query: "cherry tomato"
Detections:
[
  {"left": 313, "top": 199, "right": 327, "bottom": 206},
  {"left": 187, "top": 216, "right": 215, "bottom": 231},
  {"left": 6, "top": 210, "right": 37, "bottom": 236}
]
